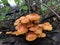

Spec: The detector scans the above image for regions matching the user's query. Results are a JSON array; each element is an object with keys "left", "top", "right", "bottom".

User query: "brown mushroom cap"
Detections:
[
  {"left": 14, "top": 19, "right": 20, "bottom": 26},
  {"left": 26, "top": 32, "right": 37, "bottom": 41},
  {"left": 43, "top": 25, "right": 52, "bottom": 31},
  {"left": 20, "top": 16, "right": 29, "bottom": 23},
  {"left": 43, "top": 22, "right": 53, "bottom": 31},
  {"left": 34, "top": 20, "right": 40, "bottom": 24},
  {"left": 29, "top": 25, "right": 38, "bottom": 31},
  {"left": 38, "top": 24, "right": 44, "bottom": 28},
  {"left": 27, "top": 23, "right": 35, "bottom": 28},
  {"left": 15, "top": 24, "right": 28, "bottom": 35},
  {"left": 38, "top": 33, "right": 46, "bottom": 38},
  {"left": 44, "top": 22, "right": 50, "bottom": 25},
  {"left": 26, "top": 13, "right": 41, "bottom": 21},
  {"left": 34, "top": 28, "right": 42, "bottom": 34}
]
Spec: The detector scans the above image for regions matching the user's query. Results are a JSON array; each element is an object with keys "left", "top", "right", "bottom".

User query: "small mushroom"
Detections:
[
  {"left": 26, "top": 13, "right": 41, "bottom": 21},
  {"left": 44, "top": 22, "right": 50, "bottom": 25},
  {"left": 6, "top": 31, "right": 13, "bottom": 34},
  {"left": 38, "top": 33, "right": 46, "bottom": 38},
  {"left": 26, "top": 32, "right": 37, "bottom": 41},
  {"left": 43, "top": 22, "right": 53, "bottom": 31},
  {"left": 0, "top": 32, "right": 2, "bottom": 34}
]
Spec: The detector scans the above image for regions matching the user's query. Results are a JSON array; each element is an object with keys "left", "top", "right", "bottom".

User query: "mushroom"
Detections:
[
  {"left": 34, "top": 20, "right": 40, "bottom": 24},
  {"left": 13, "top": 13, "right": 53, "bottom": 41},
  {"left": 38, "top": 22, "right": 53, "bottom": 31},
  {"left": 26, "top": 13, "right": 41, "bottom": 21},
  {"left": 44, "top": 22, "right": 50, "bottom": 25},
  {"left": 6, "top": 31, "right": 13, "bottom": 34},
  {"left": 0, "top": 32, "right": 2, "bottom": 34},
  {"left": 20, "top": 16, "right": 29, "bottom": 23},
  {"left": 38, "top": 33, "right": 46, "bottom": 38},
  {"left": 29, "top": 25, "right": 38, "bottom": 31},
  {"left": 14, "top": 19, "right": 21, "bottom": 26},
  {"left": 38, "top": 24, "right": 44, "bottom": 28},
  {"left": 27, "top": 23, "right": 35, "bottom": 28},
  {"left": 15, "top": 24, "right": 28, "bottom": 35},
  {"left": 34, "top": 28, "right": 42, "bottom": 34},
  {"left": 43, "top": 22, "right": 53, "bottom": 31},
  {"left": 12, "top": 31, "right": 21, "bottom": 36},
  {"left": 26, "top": 32, "right": 37, "bottom": 41}
]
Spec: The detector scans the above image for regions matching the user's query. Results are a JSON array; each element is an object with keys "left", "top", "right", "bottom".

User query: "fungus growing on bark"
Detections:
[{"left": 6, "top": 13, "right": 53, "bottom": 41}]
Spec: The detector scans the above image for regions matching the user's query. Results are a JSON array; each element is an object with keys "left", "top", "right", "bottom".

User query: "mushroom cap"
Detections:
[
  {"left": 38, "top": 33, "right": 46, "bottom": 38},
  {"left": 43, "top": 22, "right": 53, "bottom": 31},
  {"left": 44, "top": 22, "right": 50, "bottom": 25},
  {"left": 26, "top": 32, "right": 37, "bottom": 41},
  {"left": 34, "top": 20, "right": 40, "bottom": 24},
  {"left": 26, "top": 13, "right": 41, "bottom": 21},
  {"left": 20, "top": 16, "right": 29, "bottom": 23},
  {"left": 14, "top": 19, "right": 20, "bottom": 26},
  {"left": 38, "top": 24, "right": 44, "bottom": 28},
  {"left": 34, "top": 28, "right": 42, "bottom": 34},
  {"left": 43, "top": 25, "right": 53, "bottom": 31},
  {"left": 29, "top": 25, "right": 38, "bottom": 31},
  {"left": 15, "top": 24, "right": 28, "bottom": 35},
  {"left": 27, "top": 23, "right": 34, "bottom": 28}
]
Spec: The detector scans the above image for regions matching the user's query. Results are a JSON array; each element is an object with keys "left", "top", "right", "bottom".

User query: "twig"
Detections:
[
  {"left": 25, "top": 0, "right": 31, "bottom": 13},
  {"left": 43, "top": 4, "right": 60, "bottom": 19}
]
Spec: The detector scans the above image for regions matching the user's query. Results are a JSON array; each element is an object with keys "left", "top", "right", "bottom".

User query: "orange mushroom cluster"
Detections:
[{"left": 6, "top": 13, "right": 53, "bottom": 41}]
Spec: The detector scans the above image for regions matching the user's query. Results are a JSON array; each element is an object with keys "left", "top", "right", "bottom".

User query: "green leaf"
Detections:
[
  {"left": 22, "top": 6, "right": 28, "bottom": 10},
  {"left": 41, "top": 5, "right": 48, "bottom": 12},
  {"left": 15, "top": 0, "right": 18, "bottom": 4},
  {"left": 1, "top": 6, "right": 9, "bottom": 14},
  {"left": 19, "top": 0, "right": 25, "bottom": 6},
  {"left": 0, "top": 15, "right": 6, "bottom": 21},
  {"left": 52, "top": 1, "right": 57, "bottom": 5},
  {"left": 2, "top": 0, "right": 8, "bottom": 4},
  {"left": 47, "top": 1, "right": 52, "bottom": 6}
]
